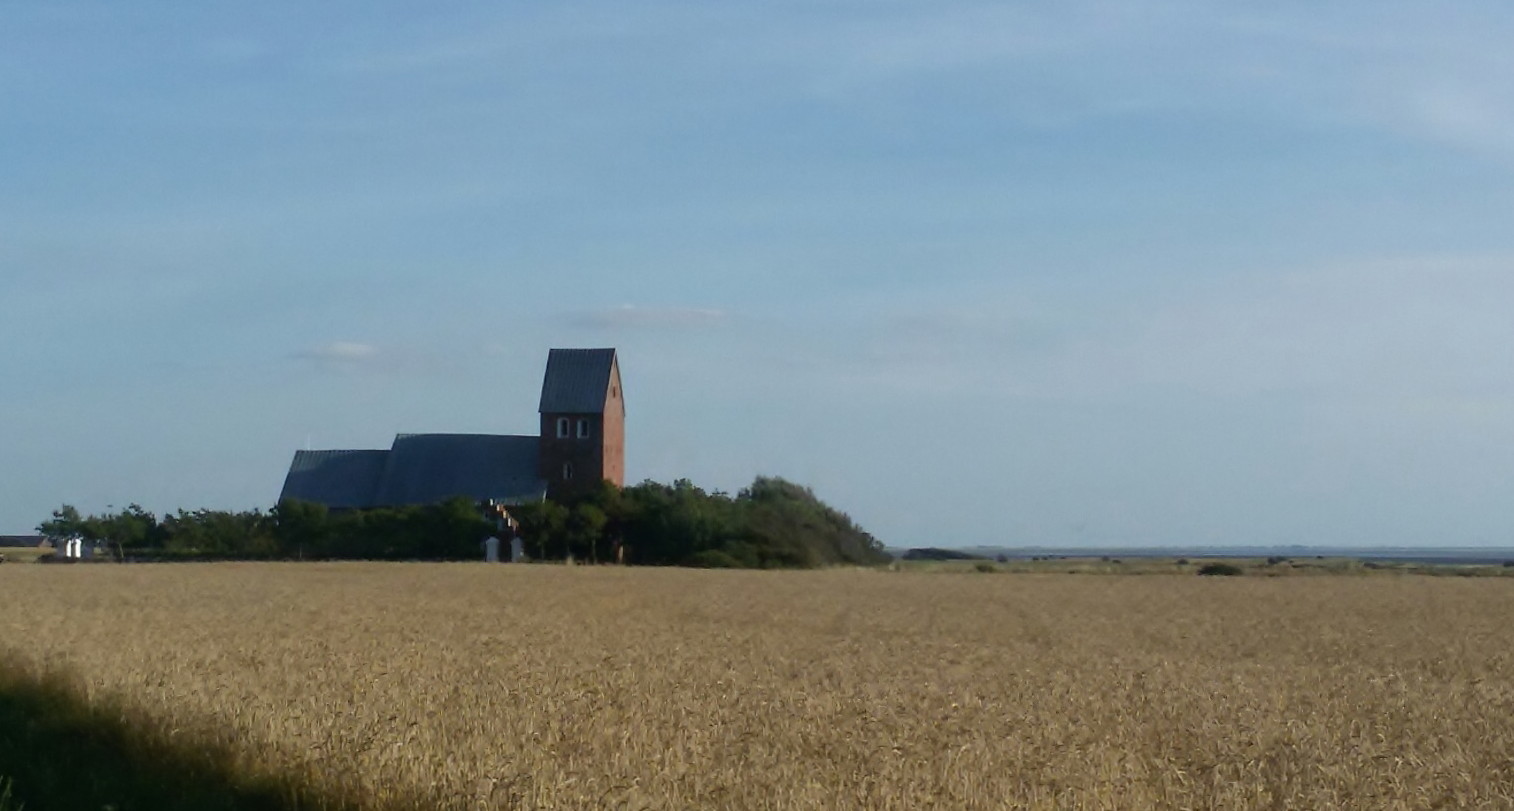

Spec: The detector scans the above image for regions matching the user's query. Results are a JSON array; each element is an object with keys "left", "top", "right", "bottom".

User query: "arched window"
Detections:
[
  {"left": 562, "top": 462, "right": 574, "bottom": 481},
  {"left": 576, "top": 418, "right": 590, "bottom": 438},
  {"left": 556, "top": 417, "right": 569, "bottom": 438}
]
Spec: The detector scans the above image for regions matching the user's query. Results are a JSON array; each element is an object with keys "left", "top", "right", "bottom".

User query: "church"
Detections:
[{"left": 279, "top": 348, "right": 624, "bottom": 511}]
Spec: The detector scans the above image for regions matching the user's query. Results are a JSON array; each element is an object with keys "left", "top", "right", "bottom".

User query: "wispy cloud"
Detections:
[
  {"left": 565, "top": 305, "right": 727, "bottom": 330},
  {"left": 291, "top": 341, "right": 379, "bottom": 364},
  {"left": 167, "top": 2, "right": 1514, "bottom": 167},
  {"left": 1077, "top": 256, "right": 1514, "bottom": 401},
  {"left": 848, "top": 256, "right": 1514, "bottom": 410}
]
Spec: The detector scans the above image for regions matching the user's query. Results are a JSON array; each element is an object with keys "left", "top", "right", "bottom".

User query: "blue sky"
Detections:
[{"left": 5, "top": 1, "right": 1514, "bottom": 547}]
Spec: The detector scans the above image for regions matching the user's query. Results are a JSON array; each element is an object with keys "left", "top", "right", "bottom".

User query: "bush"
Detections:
[
  {"left": 902, "top": 548, "right": 980, "bottom": 561},
  {"left": 973, "top": 561, "right": 997, "bottom": 573},
  {"left": 686, "top": 549, "right": 745, "bottom": 569},
  {"left": 1197, "top": 563, "right": 1243, "bottom": 577}
]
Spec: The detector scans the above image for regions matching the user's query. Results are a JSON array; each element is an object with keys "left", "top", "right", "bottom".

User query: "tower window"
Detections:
[
  {"left": 576, "top": 418, "right": 590, "bottom": 438},
  {"left": 556, "top": 417, "right": 569, "bottom": 438},
  {"left": 562, "top": 462, "right": 574, "bottom": 481}
]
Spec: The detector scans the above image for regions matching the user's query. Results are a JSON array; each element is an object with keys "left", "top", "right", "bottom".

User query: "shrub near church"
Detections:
[{"left": 513, "top": 477, "right": 888, "bottom": 567}]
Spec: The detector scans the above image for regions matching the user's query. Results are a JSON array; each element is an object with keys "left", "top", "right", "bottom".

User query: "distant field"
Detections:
[
  {"left": 0, "top": 546, "right": 49, "bottom": 564},
  {"left": 2, "top": 564, "right": 1513, "bottom": 809},
  {"left": 899, "top": 555, "right": 1514, "bottom": 577}
]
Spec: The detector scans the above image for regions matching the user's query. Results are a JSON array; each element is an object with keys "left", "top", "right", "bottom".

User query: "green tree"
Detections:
[
  {"left": 37, "top": 504, "right": 87, "bottom": 542},
  {"left": 102, "top": 504, "right": 161, "bottom": 555},
  {"left": 272, "top": 499, "right": 330, "bottom": 559},
  {"left": 161, "top": 509, "right": 277, "bottom": 557},
  {"left": 568, "top": 503, "right": 608, "bottom": 563},
  {"left": 514, "top": 500, "right": 568, "bottom": 560}
]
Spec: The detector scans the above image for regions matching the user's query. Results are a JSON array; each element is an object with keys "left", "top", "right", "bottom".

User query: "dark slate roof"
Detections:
[
  {"left": 538, "top": 348, "right": 617, "bottom": 414},
  {"left": 374, "top": 434, "right": 545, "bottom": 506},
  {"left": 279, "top": 435, "right": 546, "bottom": 510},
  {"left": 280, "top": 450, "right": 389, "bottom": 509}
]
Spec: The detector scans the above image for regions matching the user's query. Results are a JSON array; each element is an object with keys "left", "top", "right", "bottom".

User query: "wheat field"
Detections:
[{"left": 2, "top": 564, "right": 1513, "bottom": 809}]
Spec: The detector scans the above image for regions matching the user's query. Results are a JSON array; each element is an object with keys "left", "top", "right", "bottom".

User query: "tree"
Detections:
[
  {"left": 38, "top": 504, "right": 87, "bottom": 542},
  {"left": 513, "top": 500, "right": 568, "bottom": 560},
  {"left": 568, "top": 503, "right": 608, "bottom": 563},
  {"left": 273, "top": 499, "right": 330, "bottom": 559},
  {"left": 161, "top": 508, "right": 276, "bottom": 556},
  {"left": 98, "top": 504, "right": 160, "bottom": 559},
  {"left": 413, "top": 498, "right": 497, "bottom": 559},
  {"left": 109, "top": 504, "right": 158, "bottom": 545}
]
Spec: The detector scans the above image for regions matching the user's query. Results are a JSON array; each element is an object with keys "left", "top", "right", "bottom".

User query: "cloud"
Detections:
[
  {"left": 1393, "top": 81, "right": 1514, "bottom": 158},
  {"left": 284, "top": 338, "right": 490, "bottom": 382},
  {"left": 774, "top": 2, "right": 1514, "bottom": 160},
  {"left": 292, "top": 341, "right": 379, "bottom": 363},
  {"left": 799, "top": 254, "right": 1514, "bottom": 418},
  {"left": 1082, "top": 256, "right": 1514, "bottom": 401},
  {"left": 565, "top": 305, "right": 727, "bottom": 330}
]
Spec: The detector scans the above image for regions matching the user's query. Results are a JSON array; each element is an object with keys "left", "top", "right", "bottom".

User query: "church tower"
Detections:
[{"left": 537, "top": 348, "right": 624, "bottom": 500}]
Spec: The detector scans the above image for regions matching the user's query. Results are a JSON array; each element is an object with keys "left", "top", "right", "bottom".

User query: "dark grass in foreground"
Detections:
[
  {"left": 0, "top": 662, "right": 415, "bottom": 811},
  {"left": 0, "top": 777, "right": 22, "bottom": 811}
]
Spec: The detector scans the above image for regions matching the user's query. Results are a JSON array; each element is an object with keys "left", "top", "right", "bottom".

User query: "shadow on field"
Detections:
[{"left": 0, "top": 660, "right": 407, "bottom": 811}]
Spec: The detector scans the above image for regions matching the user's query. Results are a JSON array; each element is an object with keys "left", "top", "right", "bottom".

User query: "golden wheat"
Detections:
[{"left": 2, "top": 564, "right": 1513, "bottom": 809}]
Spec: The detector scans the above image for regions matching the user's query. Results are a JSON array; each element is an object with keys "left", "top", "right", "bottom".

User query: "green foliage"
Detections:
[
  {"left": 35, "top": 499, "right": 497, "bottom": 562},
  {"left": 36, "top": 505, "right": 86, "bottom": 542},
  {"left": 524, "top": 476, "right": 887, "bottom": 569},
  {"left": 513, "top": 499, "right": 568, "bottom": 560},
  {"left": 686, "top": 549, "right": 746, "bottom": 568},
  {"left": 903, "top": 548, "right": 983, "bottom": 561},
  {"left": 164, "top": 509, "right": 277, "bottom": 556},
  {"left": 38, "top": 503, "right": 167, "bottom": 557},
  {"left": 1197, "top": 562, "right": 1244, "bottom": 577},
  {"left": 974, "top": 561, "right": 998, "bottom": 573},
  {"left": 270, "top": 498, "right": 495, "bottom": 560},
  {"left": 568, "top": 503, "right": 609, "bottom": 562}
]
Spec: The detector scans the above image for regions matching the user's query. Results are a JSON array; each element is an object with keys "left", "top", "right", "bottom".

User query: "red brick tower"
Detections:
[{"left": 537, "top": 348, "right": 624, "bottom": 500}]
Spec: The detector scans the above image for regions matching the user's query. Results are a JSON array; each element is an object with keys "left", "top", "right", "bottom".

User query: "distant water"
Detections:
[{"left": 896, "top": 545, "right": 1514, "bottom": 566}]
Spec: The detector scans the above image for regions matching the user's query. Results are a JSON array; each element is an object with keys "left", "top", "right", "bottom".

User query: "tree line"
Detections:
[
  {"left": 37, "top": 499, "right": 495, "bottom": 561},
  {"left": 36, "top": 476, "right": 888, "bottom": 568}
]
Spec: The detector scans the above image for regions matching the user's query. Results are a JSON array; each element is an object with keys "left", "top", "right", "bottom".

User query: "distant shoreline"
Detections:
[{"left": 893, "top": 546, "right": 1514, "bottom": 566}]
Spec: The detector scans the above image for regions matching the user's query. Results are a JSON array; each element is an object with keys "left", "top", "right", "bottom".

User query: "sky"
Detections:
[{"left": 4, "top": 1, "right": 1514, "bottom": 548}]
